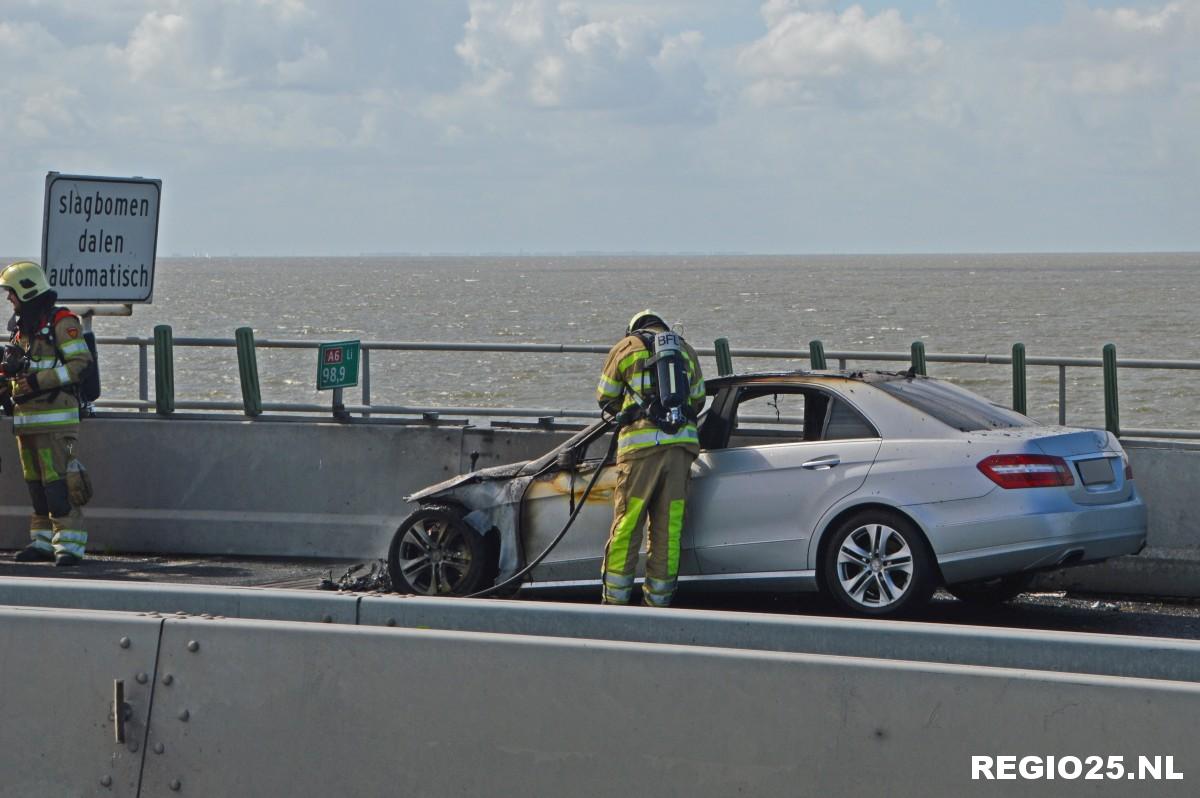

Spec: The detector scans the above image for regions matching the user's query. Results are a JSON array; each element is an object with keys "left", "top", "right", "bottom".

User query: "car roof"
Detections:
[{"left": 705, "top": 369, "right": 922, "bottom": 392}]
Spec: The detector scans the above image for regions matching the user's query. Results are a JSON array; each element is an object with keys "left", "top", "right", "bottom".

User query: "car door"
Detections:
[
  {"left": 523, "top": 439, "right": 704, "bottom": 584},
  {"left": 688, "top": 383, "right": 881, "bottom": 574}
]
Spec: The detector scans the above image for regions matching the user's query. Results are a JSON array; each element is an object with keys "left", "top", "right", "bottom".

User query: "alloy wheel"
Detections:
[
  {"left": 395, "top": 514, "right": 476, "bottom": 595},
  {"left": 835, "top": 522, "right": 915, "bottom": 609}
]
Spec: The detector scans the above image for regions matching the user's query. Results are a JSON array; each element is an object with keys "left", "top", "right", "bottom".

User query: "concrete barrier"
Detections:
[
  {"left": 3, "top": 579, "right": 1200, "bottom": 683},
  {"left": 2, "top": 604, "right": 1197, "bottom": 797},
  {"left": 0, "top": 576, "right": 359, "bottom": 624},
  {"left": 0, "top": 417, "right": 1195, "bottom": 596},
  {"left": 0, "top": 607, "right": 161, "bottom": 798},
  {"left": 0, "top": 417, "right": 567, "bottom": 559},
  {"left": 357, "top": 593, "right": 1200, "bottom": 683}
]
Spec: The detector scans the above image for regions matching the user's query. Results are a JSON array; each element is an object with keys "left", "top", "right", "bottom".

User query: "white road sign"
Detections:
[{"left": 41, "top": 172, "right": 161, "bottom": 303}]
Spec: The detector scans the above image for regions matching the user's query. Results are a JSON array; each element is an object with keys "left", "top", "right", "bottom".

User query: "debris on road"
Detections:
[{"left": 318, "top": 560, "right": 392, "bottom": 593}]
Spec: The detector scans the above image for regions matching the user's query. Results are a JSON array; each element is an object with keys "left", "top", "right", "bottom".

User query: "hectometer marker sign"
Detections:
[
  {"left": 41, "top": 172, "right": 161, "bottom": 303},
  {"left": 317, "top": 341, "right": 360, "bottom": 390}
]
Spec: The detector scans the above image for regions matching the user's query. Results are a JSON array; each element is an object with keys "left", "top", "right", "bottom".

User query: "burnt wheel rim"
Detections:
[
  {"left": 396, "top": 516, "right": 474, "bottom": 595},
  {"left": 835, "top": 523, "right": 914, "bottom": 608}
]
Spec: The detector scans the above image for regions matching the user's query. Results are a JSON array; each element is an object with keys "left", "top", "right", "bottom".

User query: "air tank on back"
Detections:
[{"left": 653, "top": 331, "right": 689, "bottom": 433}]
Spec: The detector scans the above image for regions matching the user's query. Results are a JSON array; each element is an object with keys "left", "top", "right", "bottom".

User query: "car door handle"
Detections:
[{"left": 801, "top": 455, "right": 841, "bottom": 470}]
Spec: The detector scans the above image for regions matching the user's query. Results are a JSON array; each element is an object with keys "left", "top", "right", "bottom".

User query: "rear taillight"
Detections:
[
  {"left": 1124, "top": 458, "right": 1133, "bottom": 480},
  {"left": 977, "top": 454, "right": 1075, "bottom": 489}
]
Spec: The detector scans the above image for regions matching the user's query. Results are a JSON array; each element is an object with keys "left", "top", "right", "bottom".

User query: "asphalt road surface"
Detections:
[
  {"left": 3, "top": 551, "right": 1200, "bottom": 640},
  {"left": 661, "top": 589, "right": 1200, "bottom": 641}
]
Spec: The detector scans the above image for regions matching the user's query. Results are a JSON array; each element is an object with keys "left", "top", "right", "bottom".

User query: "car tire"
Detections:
[
  {"left": 821, "top": 510, "right": 936, "bottom": 617},
  {"left": 388, "top": 505, "right": 487, "bottom": 596},
  {"left": 946, "top": 573, "right": 1035, "bottom": 605}
]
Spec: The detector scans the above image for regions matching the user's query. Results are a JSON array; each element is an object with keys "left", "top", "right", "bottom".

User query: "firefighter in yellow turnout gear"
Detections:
[
  {"left": 1, "top": 261, "right": 94, "bottom": 566},
  {"left": 596, "top": 310, "right": 705, "bottom": 607}
]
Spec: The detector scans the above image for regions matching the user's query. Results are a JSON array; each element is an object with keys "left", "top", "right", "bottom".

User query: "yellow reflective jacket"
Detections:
[
  {"left": 596, "top": 330, "right": 705, "bottom": 462},
  {"left": 3, "top": 309, "right": 93, "bottom": 435}
]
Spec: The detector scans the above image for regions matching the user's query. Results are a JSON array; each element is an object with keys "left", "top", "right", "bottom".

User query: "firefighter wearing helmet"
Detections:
[
  {"left": 0, "top": 261, "right": 94, "bottom": 566},
  {"left": 595, "top": 310, "right": 705, "bottom": 607}
]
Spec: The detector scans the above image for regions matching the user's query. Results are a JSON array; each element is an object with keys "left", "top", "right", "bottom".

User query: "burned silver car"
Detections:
[{"left": 388, "top": 371, "right": 1147, "bottom": 616}]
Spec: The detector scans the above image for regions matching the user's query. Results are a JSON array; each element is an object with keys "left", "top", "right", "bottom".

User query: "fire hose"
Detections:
[{"left": 465, "top": 417, "right": 620, "bottom": 599}]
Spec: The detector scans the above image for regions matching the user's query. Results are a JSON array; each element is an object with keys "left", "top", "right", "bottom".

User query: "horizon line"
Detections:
[{"left": 151, "top": 249, "right": 1200, "bottom": 259}]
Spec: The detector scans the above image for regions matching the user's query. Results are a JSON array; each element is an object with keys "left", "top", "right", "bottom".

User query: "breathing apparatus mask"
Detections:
[{"left": 0, "top": 343, "right": 29, "bottom": 378}]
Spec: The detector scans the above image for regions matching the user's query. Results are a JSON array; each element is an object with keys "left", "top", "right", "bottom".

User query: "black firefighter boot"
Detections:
[{"left": 14, "top": 544, "right": 54, "bottom": 562}]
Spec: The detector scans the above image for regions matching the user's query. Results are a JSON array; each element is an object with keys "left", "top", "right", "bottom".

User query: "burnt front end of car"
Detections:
[{"left": 400, "top": 420, "right": 617, "bottom": 589}]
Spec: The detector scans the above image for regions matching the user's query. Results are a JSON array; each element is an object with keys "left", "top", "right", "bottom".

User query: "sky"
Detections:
[{"left": 1, "top": 0, "right": 1197, "bottom": 255}]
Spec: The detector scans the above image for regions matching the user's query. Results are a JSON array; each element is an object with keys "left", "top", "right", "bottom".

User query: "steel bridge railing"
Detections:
[{"left": 94, "top": 333, "right": 1200, "bottom": 440}]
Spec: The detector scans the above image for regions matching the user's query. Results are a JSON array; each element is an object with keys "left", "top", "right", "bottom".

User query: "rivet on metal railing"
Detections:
[
  {"left": 714, "top": 338, "right": 734, "bottom": 376},
  {"left": 809, "top": 340, "right": 827, "bottom": 370},
  {"left": 1012, "top": 343, "right": 1027, "bottom": 414},
  {"left": 910, "top": 341, "right": 927, "bottom": 376},
  {"left": 1103, "top": 343, "right": 1120, "bottom": 436},
  {"left": 153, "top": 325, "right": 175, "bottom": 416},
  {"left": 235, "top": 327, "right": 263, "bottom": 417}
]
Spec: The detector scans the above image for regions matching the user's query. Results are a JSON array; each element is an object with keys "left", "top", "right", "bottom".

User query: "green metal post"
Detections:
[
  {"left": 235, "top": 327, "right": 263, "bottom": 417},
  {"left": 809, "top": 340, "right": 827, "bottom": 370},
  {"left": 714, "top": 337, "right": 733, "bottom": 377},
  {"left": 1103, "top": 343, "right": 1120, "bottom": 437},
  {"left": 1012, "top": 343, "right": 1027, "bottom": 414},
  {"left": 153, "top": 324, "right": 175, "bottom": 416},
  {"left": 910, "top": 341, "right": 927, "bottom": 376}
]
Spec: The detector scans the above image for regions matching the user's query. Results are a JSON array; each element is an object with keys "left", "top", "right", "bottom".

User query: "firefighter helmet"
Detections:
[
  {"left": 0, "top": 261, "right": 51, "bottom": 303},
  {"left": 626, "top": 309, "right": 667, "bottom": 334}
]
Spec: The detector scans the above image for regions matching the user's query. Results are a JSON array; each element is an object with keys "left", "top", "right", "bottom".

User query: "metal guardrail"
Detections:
[{"left": 94, "top": 332, "right": 1200, "bottom": 439}]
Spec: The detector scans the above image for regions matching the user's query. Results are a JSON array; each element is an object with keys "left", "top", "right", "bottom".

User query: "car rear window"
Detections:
[
  {"left": 876, "top": 378, "right": 1036, "bottom": 431},
  {"left": 824, "top": 398, "right": 877, "bottom": 440}
]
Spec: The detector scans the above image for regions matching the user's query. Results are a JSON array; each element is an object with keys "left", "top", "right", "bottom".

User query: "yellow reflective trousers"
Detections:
[
  {"left": 601, "top": 445, "right": 695, "bottom": 607},
  {"left": 17, "top": 431, "right": 87, "bottom": 558}
]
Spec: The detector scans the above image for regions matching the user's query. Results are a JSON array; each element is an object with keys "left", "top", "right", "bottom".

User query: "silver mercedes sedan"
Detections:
[{"left": 388, "top": 371, "right": 1147, "bottom": 617}]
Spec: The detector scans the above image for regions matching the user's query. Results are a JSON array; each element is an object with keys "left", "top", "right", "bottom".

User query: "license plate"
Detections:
[{"left": 1076, "top": 457, "right": 1115, "bottom": 485}]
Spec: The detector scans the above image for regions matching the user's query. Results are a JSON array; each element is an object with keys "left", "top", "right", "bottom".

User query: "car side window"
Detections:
[
  {"left": 707, "top": 384, "right": 879, "bottom": 450},
  {"left": 725, "top": 389, "right": 809, "bottom": 448},
  {"left": 824, "top": 396, "right": 877, "bottom": 440}
]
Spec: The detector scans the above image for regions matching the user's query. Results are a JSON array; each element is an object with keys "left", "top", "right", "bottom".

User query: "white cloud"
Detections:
[
  {"left": 102, "top": 4, "right": 337, "bottom": 91},
  {"left": 655, "top": 30, "right": 704, "bottom": 68},
  {"left": 738, "top": 3, "right": 942, "bottom": 106},
  {"left": 0, "top": 19, "right": 62, "bottom": 58},
  {"left": 761, "top": 0, "right": 833, "bottom": 29},
  {"left": 530, "top": 54, "right": 567, "bottom": 106},
  {"left": 1093, "top": 2, "right": 1185, "bottom": 33},
  {"left": 16, "top": 85, "right": 81, "bottom": 140},
  {"left": 1016, "top": 1, "right": 1200, "bottom": 98},
  {"left": 108, "top": 12, "right": 189, "bottom": 80},
  {"left": 0, "top": 0, "right": 1197, "bottom": 255},
  {"left": 454, "top": 0, "right": 713, "bottom": 121}
]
